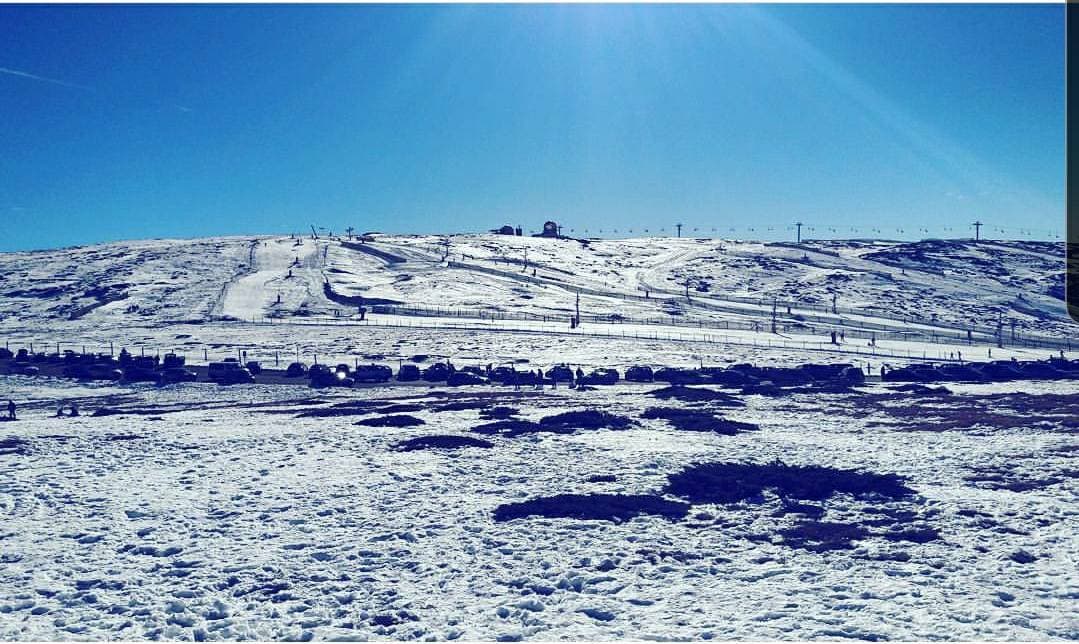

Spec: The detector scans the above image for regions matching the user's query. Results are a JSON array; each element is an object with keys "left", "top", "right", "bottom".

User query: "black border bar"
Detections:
[{"left": 1070, "top": 0, "right": 1079, "bottom": 322}]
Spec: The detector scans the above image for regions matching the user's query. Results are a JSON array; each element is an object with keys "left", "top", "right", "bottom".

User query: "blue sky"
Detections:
[{"left": 0, "top": 4, "right": 1064, "bottom": 251}]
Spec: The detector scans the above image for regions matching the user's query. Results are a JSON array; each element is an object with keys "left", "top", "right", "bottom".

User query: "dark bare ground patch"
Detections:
[
  {"left": 480, "top": 406, "right": 518, "bottom": 420},
  {"left": 395, "top": 435, "right": 493, "bottom": 451},
  {"left": 538, "top": 410, "right": 632, "bottom": 430},
  {"left": 640, "top": 407, "right": 758, "bottom": 435},
  {"left": 649, "top": 386, "right": 744, "bottom": 406},
  {"left": 297, "top": 403, "right": 423, "bottom": 418},
  {"left": 472, "top": 419, "right": 543, "bottom": 437},
  {"left": 105, "top": 433, "right": 145, "bottom": 441},
  {"left": 840, "top": 391, "right": 1079, "bottom": 433},
  {"left": 474, "top": 410, "right": 632, "bottom": 437},
  {"left": 892, "top": 384, "right": 952, "bottom": 396},
  {"left": 880, "top": 526, "right": 941, "bottom": 543},
  {"left": 779, "top": 521, "right": 870, "bottom": 552},
  {"left": 494, "top": 494, "right": 689, "bottom": 522},
  {"left": 432, "top": 400, "right": 494, "bottom": 413},
  {"left": 772, "top": 501, "right": 825, "bottom": 519},
  {"left": 964, "top": 466, "right": 1077, "bottom": 492},
  {"left": 355, "top": 415, "right": 425, "bottom": 428},
  {"left": 665, "top": 461, "right": 914, "bottom": 503},
  {"left": 93, "top": 407, "right": 175, "bottom": 417},
  {"left": 0, "top": 437, "right": 28, "bottom": 456},
  {"left": 741, "top": 382, "right": 861, "bottom": 397}
]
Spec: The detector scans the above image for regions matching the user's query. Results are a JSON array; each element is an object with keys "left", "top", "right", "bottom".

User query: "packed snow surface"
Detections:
[{"left": 0, "top": 376, "right": 1075, "bottom": 640}]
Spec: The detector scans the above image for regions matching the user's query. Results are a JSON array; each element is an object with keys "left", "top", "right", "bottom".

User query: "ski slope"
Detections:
[{"left": 0, "top": 234, "right": 1073, "bottom": 369}]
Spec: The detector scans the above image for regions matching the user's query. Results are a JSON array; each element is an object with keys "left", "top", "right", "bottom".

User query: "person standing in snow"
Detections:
[
  {"left": 69, "top": 403, "right": 79, "bottom": 417},
  {"left": 6, "top": 400, "right": 15, "bottom": 420}
]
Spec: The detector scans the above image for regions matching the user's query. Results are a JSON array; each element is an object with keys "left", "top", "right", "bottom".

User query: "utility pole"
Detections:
[
  {"left": 575, "top": 291, "right": 581, "bottom": 323},
  {"left": 771, "top": 298, "right": 778, "bottom": 334},
  {"left": 795, "top": 222, "right": 803, "bottom": 244},
  {"left": 676, "top": 223, "right": 683, "bottom": 238},
  {"left": 996, "top": 311, "right": 1004, "bottom": 349},
  {"left": 345, "top": 226, "right": 354, "bottom": 240},
  {"left": 972, "top": 220, "right": 983, "bottom": 241},
  {"left": 832, "top": 293, "right": 837, "bottom": 315}
]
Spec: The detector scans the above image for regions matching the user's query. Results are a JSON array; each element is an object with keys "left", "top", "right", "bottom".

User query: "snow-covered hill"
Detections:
[
  {"left": 0, "top": 235, "right": 1070, "bottom": 332},
  {"left": 0, "top": 234, "right": 1072, "bottom": 369}
]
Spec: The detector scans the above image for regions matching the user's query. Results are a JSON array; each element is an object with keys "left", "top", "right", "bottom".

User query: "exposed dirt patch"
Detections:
[
  {"left": 494, "top": 494, "right": 689, "bottom": 522},
  {"left": 395, "top": 435, "right": 494, "bottom": 451},
  {"left": 640, "top": 407, "right": 758, "bottom": 435},
  {"left": 355, "top": 415, "right": 426, "bottom": 428}
]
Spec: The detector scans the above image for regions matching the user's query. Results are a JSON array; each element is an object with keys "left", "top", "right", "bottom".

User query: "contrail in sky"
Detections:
[{"left": 0, "top": 66, "right": 91, "bottom": 91}]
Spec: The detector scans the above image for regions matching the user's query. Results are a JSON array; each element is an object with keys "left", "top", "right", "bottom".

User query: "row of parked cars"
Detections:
[
  {"left": 273, "top": 360, "right": 623, "bottom": 389},
  {"left": 0, "top": 347, "right": 262, "bottom": 385},
  {"left": 0, "top": 347, "right": 201, "bottom": 384},
  {"left": 281, "top": 360, "right": 873, "bottom": 390},
  {"left": 5, "top": 346, "right": 1075, "bottom": 388},
  {"left": 882, "top": 358, "right": 1079, "bottom": 383},
  {"left": 616, "top": 362, "right": 868, "bottom": 387}
]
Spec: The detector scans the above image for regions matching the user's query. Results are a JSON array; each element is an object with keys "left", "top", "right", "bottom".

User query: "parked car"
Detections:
[
  {"left": 246, "top": 361, "right": 263, "bottom": 375},
  {"left": 132, "top": 356, "right": 159, "bottom": 370},
  {"left": 654, "top": 367, "right": 706, "bottom": 385},
  {"left": 162, "top": 353, "right": 186, "bottom": 369},
  {"left": 488, "top": 366, "right": 518, "bottom": 385},
  {"left": 422, "top": 363, "right": 453, "bottom": 382},
  {"left": 208, "top": 361, "right": 254, "bottom": 385},
  {"left": 308, "top": 364, "right": 332, "bottom": 379},
  {"left": 581, "top": 368, "right": 619, "bottom": 385},
  {"left": 447, "top": 371, "right": 486, "bottom": 386},
  {"left": 702, "top": 368, "right": 749, "bottom": 387},
  {"left": 624, "top": 365, "right": 654, "bottom": 382},
  {"left": 397, "top": 364, "right": 421, "bottom": 381},
  {"left": 0, "top": 347, "right": 13, "bottom": 359},
  {"left": 158, "top": 367, "right": 198, "bottom": 384},
  {"left": 353, "top": 364, "right": 393, "bottom": 383},
  {"left": 310, "top": 368, "right": 353, "bottom": 388},
  {"left": 545, "top": 365, "right": 574, "bottom": 382},
  {"left": 285, "top": 362, "right": 307, "bottom": 377}
]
